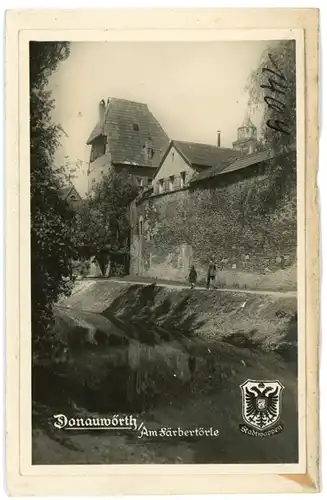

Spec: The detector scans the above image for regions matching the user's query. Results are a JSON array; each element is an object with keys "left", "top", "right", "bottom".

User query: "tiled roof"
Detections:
[
  {"left": 59, "top": 186, "right": 73, "bottom": 199},
  {"left": 192, "top": 149, "right": 272, "bottom": 183},
  {"left": 59, "top": 185, "right": 82, "bottom": 201},
  {"left": 191, "top": 145, "right": 296, "bottom": 183},
  {"left": 87, "top": 122, "right": 103, "bottom": 145},
  {"left": 86, "top": 98, "right": 169, "bottom": 169},
  {"left": 59, "top": 185, "right": 82, "bottom": 202},
  {"left": 221, "top": 149, "right": 273, "bottom": 174},
  {"left": 173, "top": 140, "right": 239, "bottom": 169}
]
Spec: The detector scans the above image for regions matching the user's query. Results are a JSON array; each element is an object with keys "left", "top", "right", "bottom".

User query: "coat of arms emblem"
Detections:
[{"left": 240, "top": 380, "right": 284, "bottom": 431}]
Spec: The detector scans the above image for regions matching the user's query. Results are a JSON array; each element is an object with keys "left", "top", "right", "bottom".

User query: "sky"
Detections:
[{"left": 48, "top": 40, "right": 271, "bottom": 196}]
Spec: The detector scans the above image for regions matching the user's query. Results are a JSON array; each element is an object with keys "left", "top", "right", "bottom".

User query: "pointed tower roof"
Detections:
[{"left": 240, "top": 112, "right": 256, "bottom": 129}]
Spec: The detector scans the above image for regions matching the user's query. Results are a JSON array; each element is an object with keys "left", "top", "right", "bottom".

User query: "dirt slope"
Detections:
[{"left": 33, "top": 281, "right": 298, "bottom": 464}]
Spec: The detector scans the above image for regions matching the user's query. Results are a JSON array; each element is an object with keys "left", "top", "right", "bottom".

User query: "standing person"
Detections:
[
  {"left": 207, "top": 258, "right": 217, "bottom": 289},
  {"left": 189, "top": 265, "right": 197, "bottom": 289}
]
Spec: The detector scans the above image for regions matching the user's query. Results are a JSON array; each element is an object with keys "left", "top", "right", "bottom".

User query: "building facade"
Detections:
[
  {"left": 151, "top": 140, "right": 239, "bottom": 195},
  {"left": 130, "top": 146, "right": 297, "bottom": 284},
  {"left": 86, "top": 98, "right": 169, "bottom": 193}
]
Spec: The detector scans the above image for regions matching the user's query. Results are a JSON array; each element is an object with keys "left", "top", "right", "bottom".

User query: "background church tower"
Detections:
[{"left": 232, "top": 114, "right": 258, "bottom": 156}]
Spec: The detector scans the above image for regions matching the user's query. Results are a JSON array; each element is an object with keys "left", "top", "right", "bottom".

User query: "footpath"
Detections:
[{"left": 84, "top": 275, "right": 297, "bottom": 298}]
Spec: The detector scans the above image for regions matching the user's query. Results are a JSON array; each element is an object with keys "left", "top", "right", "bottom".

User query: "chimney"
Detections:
[
  {"left": 217, "top": 130, "right": 221, "bottom": 147},
  {"left": 99, "top": 99, "right": 105, "bottom": 123}
]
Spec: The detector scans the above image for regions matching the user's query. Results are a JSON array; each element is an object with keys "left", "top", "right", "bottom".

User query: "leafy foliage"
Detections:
[
  {"left": 245, "top": 40, "right": 297, "bottom": 215},
  {"left": 76, "top": 169, "right": 139, "bottom": 268},
  {"left": 30, "top": 42, "right": 76, "bottom": 357},
  {"left": 247, "top": 40, "right": 296, "bottom": 150}
]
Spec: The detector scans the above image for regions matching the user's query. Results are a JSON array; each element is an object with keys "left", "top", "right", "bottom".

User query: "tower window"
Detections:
[
  {"left": 90, "top": 136, "right": 106, "bottom": 162},
  {"left": 133, "top": 123, "right": 139, "bottom": 131}
]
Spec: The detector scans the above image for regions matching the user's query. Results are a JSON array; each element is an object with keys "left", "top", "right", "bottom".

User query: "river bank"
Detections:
[{"left": 32, "top": 280, "right": 298, "bottom": 464}]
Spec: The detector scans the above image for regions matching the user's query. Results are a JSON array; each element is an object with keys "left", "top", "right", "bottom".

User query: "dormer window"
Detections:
[{"left": 133, "top": 123, "right": 139, "bottom": 131}]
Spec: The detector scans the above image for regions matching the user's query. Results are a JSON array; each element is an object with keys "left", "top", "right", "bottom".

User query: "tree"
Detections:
[
  {"left": 245, "top": 40, "right": 297, "bottom": 213},
  {"left": 247, "top": 40, "right": 296, "bottom": 151},
  {"left": 30, "top": 42, "right": 76, "bottom": 356},
  {"left": 76, "top": 169, "right": 139, "bottom": 274}
]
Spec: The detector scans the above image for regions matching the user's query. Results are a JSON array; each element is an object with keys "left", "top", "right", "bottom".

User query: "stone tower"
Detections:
[{"left": 232, "top": 114, "right": 258, "bottom": 156}]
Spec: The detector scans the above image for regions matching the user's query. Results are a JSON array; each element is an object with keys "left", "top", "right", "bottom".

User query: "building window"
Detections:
[
  {"left": 169, "top": 175, "right": 174, "bottom": 191},
  {"left": 90, "top": 136, "right": 106, "bottom": 162},
  {"left": 147, "top": 177, "right": 152, "bottom": 186},
  {"left": 139, "top": 216, "right": 143, "bottom": 236},
  {"left": 172, "top": 151, "right": 175, "bottom": 161},
  {"left": 181, "top": 171, "right": 186, "bottom": 188},
  {"left": 136, "top": 178, "right": 144, "bottom": 189},
  {"left": 133, "top": 123, "right": 139, "bottom": 131},
  {"left": 158, "top": 178, "right": 164, "bottom": 194},
  {"left": 144, "top": 136, "right": 154, "bottom": 160}
]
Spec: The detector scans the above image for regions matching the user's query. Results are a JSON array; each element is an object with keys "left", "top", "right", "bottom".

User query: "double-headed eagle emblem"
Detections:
[{"left": 240, "top": 380, "right": 284, "bottom": 431}]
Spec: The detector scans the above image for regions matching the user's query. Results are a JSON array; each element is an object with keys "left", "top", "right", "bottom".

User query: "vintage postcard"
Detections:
[{"left": 6, "top": 8, "right": 319, "bottom": 496}]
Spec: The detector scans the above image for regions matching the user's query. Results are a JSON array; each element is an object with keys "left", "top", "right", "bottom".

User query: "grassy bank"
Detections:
[{"left": 33, "top": 281, "right": 298, "bottom": 464}]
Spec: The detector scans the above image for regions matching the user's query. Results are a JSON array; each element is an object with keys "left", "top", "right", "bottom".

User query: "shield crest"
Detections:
[{"left": 240, "top": 379, "right": 284, "bottom": 431}]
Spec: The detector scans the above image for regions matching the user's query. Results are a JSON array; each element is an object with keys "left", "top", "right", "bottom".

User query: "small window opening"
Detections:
[
  {"left": 159, "top": 178, "right": 164, "bottom": 194},
  {"left": 169, "top": 175, "right": 174, "bottom": 191},
  {"left": 133, "top": 123, "right": 139, "bottom": 131},
  {"left": 181, "top": 171, "right": 186, "bottom": 188}
]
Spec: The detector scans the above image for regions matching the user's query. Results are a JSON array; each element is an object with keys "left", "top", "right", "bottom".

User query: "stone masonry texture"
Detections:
[{"left": 130, "top": 154, "right": 297, "bottom": 284}]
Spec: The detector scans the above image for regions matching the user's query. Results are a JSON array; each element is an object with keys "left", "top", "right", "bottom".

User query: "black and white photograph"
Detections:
[
  {"left": 5, "top": 6, "right": 321, "bottom": 495},
  {"left": 29, "top": 37, "right": 301, "bottom": 466}
]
